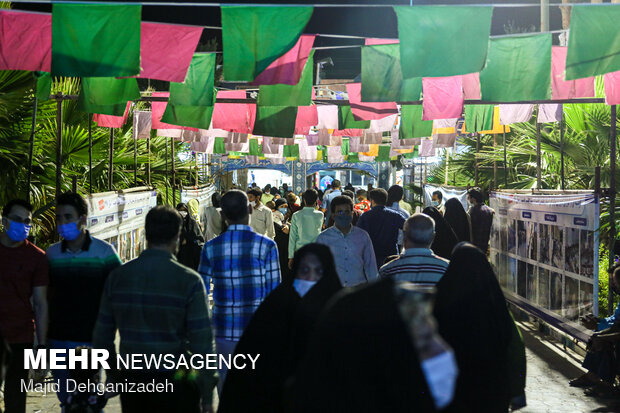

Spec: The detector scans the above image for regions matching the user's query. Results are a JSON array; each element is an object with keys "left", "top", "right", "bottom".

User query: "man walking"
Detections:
[
  {"left": 288, "top": 189, "right": 324, "bottom": 269},
  {"left": 94, "top": 206, "right": 216, "bottom": 412},
  {"left": 316, "top": 196, "right": 377, "bottom": 287},
  {"left": 46, "top": 192, "right": 122, "bottom": 405},
  {"left": 357, "top": 188, "right": 406, "bottom": 268},
  {"left": 0, "top": 200, "right": 48, "bottom": 413},
  {"left": 247, "top": 188, "right": 275, "bottom": 239},
  {"left": 321, "top": 179, "right": 342, "bottom": 226},
  {"left": 379, "top": 214, "right": 449, "bottom": 285},
  {"left": 467, "top": 188, "right": 495, "bottom": 253},
  {"left": 199, "top": 190, "right": 280, "bottom": 390}
]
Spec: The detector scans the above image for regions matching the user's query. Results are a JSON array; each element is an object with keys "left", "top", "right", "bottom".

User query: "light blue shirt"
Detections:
[
  {"left": 598, "top": 302, "right": 620, "bottom": 330},
  {"left": 322, "top": 189, "right": 342, "bottom": 224},
  {"left": 316, "top": 225, "right": 378, "bottom": 287}
]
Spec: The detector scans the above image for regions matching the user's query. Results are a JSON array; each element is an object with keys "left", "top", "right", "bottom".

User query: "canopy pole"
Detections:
[
  {"left": 536, "top": 118, "right": 542, "bottom": 188},
  {"left": 475, "top": 134, "right": 480, "bottom": 187},
  {"left": 503, "top": 130, "right": 508, "bottom": 187},
  {"left": 55, "top": 96, "right": 63, "bottom": 200},
  {"left": 88, "top": 116, "right": 93, "bottom": 193},
  {"left": 493, "top": 133, "right": 498, "bottom": 189},
  {"left": 171, "top": 138, "right": 176, "bottom": 205},
  {"left": 560, "top": 114, "right": 565, "bottom": 190},
  {"left": 133, "top": 130, "right": 138, "bottom": 187},
  {"left": 608, "top": 104, "right": 617, "bottom": 314},
  {"left": 146, "top": 136, "right": 151, "bottom": 185},
  {"left": 108, "top": 128, "right": 114, "bottom": 191},
  {"left": 165, "top": 138, "right": 169, "bottom": 205},
  {"left": 26, "top": 94, "right": 38, "bottom": 203},
  {"left": 195, "top": 152, "right": 199, "bottom": 186},
  {"left": 445, "top": 150, "right": 449, "bottom": 185}
]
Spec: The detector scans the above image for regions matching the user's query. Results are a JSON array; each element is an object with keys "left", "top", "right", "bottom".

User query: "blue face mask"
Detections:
[
  {"left": 57, "top": 221, "right": 82, "bottom": 241},
  {"left": 278, "top": 208, "right": 288, "bottom": 215},
  {"left": 421, "top": 350, "right": 458, "bottom": 409},
  {"left": 293, "top": 279, "right": 317, "bottom": 297},
  {"left": 6, "top": 219, "right": 31, "bottom": 242},
  {"left": 334, "top": 214, "right": 353, "bottom": 228},
  {"left": 431, "top": 200, "right": 439, "bottom": 207}
]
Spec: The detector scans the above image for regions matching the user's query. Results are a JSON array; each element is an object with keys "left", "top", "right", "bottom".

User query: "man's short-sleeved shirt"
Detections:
[
  {"left": 46, "top": 233, "right": 121, "bottom": 342},
  {"left": 379, "top": 248, "right": 449, "bottom": 286},
  {"left": 0, "top": 240, "right": 49, "bottom": 343}
]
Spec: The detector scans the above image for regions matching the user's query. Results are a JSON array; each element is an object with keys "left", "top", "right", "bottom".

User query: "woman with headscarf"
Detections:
[
  {"left": 443, "top": 198, "right": 472, "bottom": 243},
  {"left": 423, "top": 206, "right": 459, "bottom": 260},
  {"left": 175, "top": 203, "right": 205, "bottom": 270},
  {"left": 285, "top": 277, "right": 459, "bottom": 413},
  {"left": 433, "top": 243, "right": 526, "bottom": 413},
  {"left": 202, "top": 192, "right": 224, "bottom": 240},
  {"left": 217, "top": 244, "right": 342, "bottom": 413}
]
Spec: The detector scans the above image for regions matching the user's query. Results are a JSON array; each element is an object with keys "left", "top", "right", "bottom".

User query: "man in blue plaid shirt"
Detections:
[{"left": 198, "top": 189, "right": 281, "bottom": 391}]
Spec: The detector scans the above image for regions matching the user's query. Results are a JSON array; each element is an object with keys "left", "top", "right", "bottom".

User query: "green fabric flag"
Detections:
[
  {"left": 34, "top": 72, "right": 51, "bottom": 101},
  {"left": 464, "top": 105, "right": 494, "bottom": 133},
  {"left": 249, "top": 138, "right": 263, "bottom": 156},
  {"left": 77, "top": 77, "right": 140, "bottom": 116},
  {"left": 402, "top": 148, "right": 418, "bottom": 159},
  {"left": 338, "top": 106, "right": 371, "bottom": 129},
  {"left": 283, "top": 144, "right": 299, "bottom": 159},
  {"left": 258, "top": 50, "right": 315, "bottom": 107},
  {"left": 361, "top": 44, "right": 422, "bottom": 102},
  {"left": 341, "top": 138, "right": 350, "bottom": 156},
  {"left": 347, "top": 153, "right": 359, "bottom": 163},
  {"left": 221, "top": 6, "right": 313, "bottom": 81},
  {"left": 480, "top": 34, "right": 551, "bottom": 102},
  {"left": 162, "top": 54, "right": 216, "bottom": 130},
  {"left": 394, "top": 6, "right": 492, "bottom": 78},
  {"left": 253, "top": 106, "right": 298, "bottom": 138},
  {"left": 566, "top": 5, "right": 620, "bottom": 80},
  {"left": 52, "top": 4, "right": 141, "bottom": 77},
  {"left": 375, "top": 145, "right": 391, "bottom": 162},
  {"left": 399, "top": 105, "right": 433, "bottom": 139},
  {"left": 213, "top": 137, "right": 226, "bottom": 154}
]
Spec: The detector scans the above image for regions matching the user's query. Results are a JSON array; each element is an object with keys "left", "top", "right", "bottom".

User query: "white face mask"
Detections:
[
  {"left": 293, "top": 279, "right": 317, "bottom": 297},
  {"left": 249, "top": 200, "right": 256, "bottom": 207},
  {"left": 420, "top": 350, "right": 458, "bottom": 409}
]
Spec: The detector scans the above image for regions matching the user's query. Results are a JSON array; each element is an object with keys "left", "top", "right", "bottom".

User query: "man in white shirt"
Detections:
[
  {"left": 316, "top": 195, "right": 378, "bottom": 287},
  {"left": 247, "top": 188, "right": 275, "bottom": 239}
]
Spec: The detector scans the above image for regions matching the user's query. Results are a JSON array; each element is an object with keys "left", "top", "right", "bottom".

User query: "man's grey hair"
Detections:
[{"left": 404, "top": 213, "right": 435, "bottom": 247}]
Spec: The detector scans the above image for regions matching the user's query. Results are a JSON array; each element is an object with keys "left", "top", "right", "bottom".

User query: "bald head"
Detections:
[{"left": 403, "top": 213, "right": 435, "bottom": 249}]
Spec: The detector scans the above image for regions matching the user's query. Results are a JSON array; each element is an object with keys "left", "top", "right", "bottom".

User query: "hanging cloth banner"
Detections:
[
  {"left": 394, "top": 6, "right": 493, "bottom": 78},
  {"left": 253, "top": 106, "right": 298, "bottom": 138},
  {"left": 151, "top": 92, "right": 198, "bottom": 131},
  {"left": 93, "top": 102, "right": 132, "bottom": 128},
  {"left": 133, "top": 110, "right": 152, "bottom": 139},
  {"left": 338, "top": 106, "right": 371, "bottom": 130},
  {"left": 463, "top": 104, "right": 494, "bottom": 133},
  {"left": 35, "top": 72, "right": 52, "bottom": 101},
  {"left": 316, "top": 105, "right": 339, "bottom": 130},
  {"left": 369, "top": 114, "right": 398, "bottom": 133},
  {"left": 551, "top": 46, "right": 595, "bottom": 100},
  {"left": 419, "top": 137, "right": 435, "bottom": 157},
  {"left": 212, "top": 90, "right": 256, "bottom": 134},
  {"left": 375, "top": 145, "right": 391, "bottom": 162},
  {"left": 138, "top": 22, "right": 203, "bottom": 83},
  {"left": 77, "top": 77, "right": 140, "bottom": 116},
  {"left": 565, "top": 5, "right": 620, "bottom": 80},
  {"left": 480, "top": 34, "right": 552, "bottom": 102},
  {"left": 346, "top": 83, "right": 398, "bottom": 121},
  {"left": 537, "top": 104, "right": 563, "bottom": 123},
  {"left": 478, "top": 106, "right": 510, "bottom": 134},
  {"left": 295, "top": 106, "right": 319, "bottom": 135},
  {"left": 361, "top": 43, "right": 422, "bottom": 102},
  {"left": 499, "top": 104, "right": 535, "bottom": 125},
  {"left": 461, "top": 72, "right": 481, "bottom": 100},
  {"left": 221, "top": 6, "right": 313, "bottom": 81},
  {"left": 252, "top": 34, "right": 316, "bottom": 86},
  {"left": 422, "top": 76, "right": 464, "bottom": 121},
  {"left": 257, "top": 50, "right": 315, "bottom": 107},
  {"left": 0, "top": 10, "right": 51, "bottom": 72},
  {"left": 399, "top": 105, "right": 433, "bottom": 139},
  {"left": 604, "top": 71, "right": 620, "bottom": 105},
  {"left": 161, "top": 53, "right": 216, "bottom": 130},
  {"left": 52, "top": 4, "right": 141, "bottom": 77}
]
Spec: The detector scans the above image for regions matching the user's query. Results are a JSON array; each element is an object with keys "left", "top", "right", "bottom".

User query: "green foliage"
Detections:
[{"left": 598, "top": 247, "right": 619, "bottom": 317}]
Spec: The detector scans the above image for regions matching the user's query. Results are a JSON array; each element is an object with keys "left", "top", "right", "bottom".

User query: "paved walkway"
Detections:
[{"left": 6, "top": 325, "right": 619, "bottom": 412}]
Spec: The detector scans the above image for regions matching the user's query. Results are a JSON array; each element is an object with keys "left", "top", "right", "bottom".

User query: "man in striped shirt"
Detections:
[{"left": 379, "top": 213, "right": 449, "bottom": 285}]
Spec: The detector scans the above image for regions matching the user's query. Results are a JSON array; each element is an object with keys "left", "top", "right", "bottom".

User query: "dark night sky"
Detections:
[{"left": 14, "top": 0, "right": 567, "bottom": 79}]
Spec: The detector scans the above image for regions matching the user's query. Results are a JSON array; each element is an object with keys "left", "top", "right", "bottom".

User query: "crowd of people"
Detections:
[{"left": 0, "top": 183, "right": 531, "bottom": 413}]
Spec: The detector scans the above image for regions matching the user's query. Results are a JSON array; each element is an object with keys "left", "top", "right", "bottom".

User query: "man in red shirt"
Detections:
[
  {"left": 0, "top": 199, "right": 49, "bottom": 413},
  {"left": 354, "top": 189, "right": 371, "bottom": 214}
]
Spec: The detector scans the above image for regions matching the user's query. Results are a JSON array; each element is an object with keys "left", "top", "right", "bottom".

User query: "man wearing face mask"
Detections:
[
  {"left": 247, "top": 188, "right": 275, "bottom": 239},
  {"left": 0, "top": 199, "right": 49, "bottom": 413},
  {"left": 466, "top": 188, "right": 495, "bottom": 254},
  {"left": 316, "top": 196, "right": 378, "bottom": 287},
  {"left": 46, "top": 192, "right": 122, "bottom": 406},
  {"left": 431, "top": 191, "right": 445, "bottom": 215}
]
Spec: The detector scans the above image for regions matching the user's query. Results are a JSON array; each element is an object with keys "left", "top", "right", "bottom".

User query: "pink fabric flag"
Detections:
[
  {"left": 0, "top": 10, "right": 51, "bottom": 72},
  {"left": 252, "top": 34, "right": 316, "bottom": 85},
  {"left": 551, "top": 46, "right": 595, "bottom": 100},
  {"left": 299, "top": 138, "right": 317, "bottom": 162},
  {"left": 305, "top": 134, "right": 319, "bottom": 146},
  {"left": 369, "top": 114, "right": 397, "bottom": 133},
  {"left": 262, "top": 137, "right": 281, "bottom": 155},
  {"left": 327, "top": 146, "right": 344, "bottom": 163},
  {"left": 139, "top": 22, "right": 203, "bottom": 82},
  {"left": 133, "top": 110, "right": 152, "bottom": 139},
  {"left": 316, "top": 129, "right": 331, "bottom": 146},
  {"left": 212, "top": 90, "right": 256, "bottom": 134},
  {"left": 151, "top": 92, "right": 198, "bottom": 131},
  {"left": 422, "top": 76, "right": 464, "bottom": 120},
  {"left": 333, "top": 129, "right": 364, "bottom": 137},
  {"left": 499, "top": 105, "right": 534, "bottom": 124},
  {"left": 157, "top": 129, "right": 183, "bottom": 138},
  {"left": 432, "top": 118, "right": 458, "bottom": 129},
  {"left": 316, "top": 105, "right": 339, "bottom": 129},
  {"left": 93, "top": 102, "right": 132, "bottom": 128},
  {"left": 365, "top": 38, "right": 398, "bottom": 46},
  {"left": 349, "top": 137, "right": 370, "bottom": 153},
  {"left": 295, "top": 105, "right": 319, "bottom": 135},
  {"left": 538, "top": 104, "right": 563, "bottom": 123},
  {"left": 419, "top": 138, "right": 435, "bottom": 157},
  {"left": 329, "top": 135, "right": 343, "bottom": 146},
  {"left": 461, "top": 73, "right": 481, "bottom": 100},
  {"left": 604, "top": 71, "right": 620, "bottom": 105},
  {"left": 346, "top": 83, "right": 397, "bottom": 121}
]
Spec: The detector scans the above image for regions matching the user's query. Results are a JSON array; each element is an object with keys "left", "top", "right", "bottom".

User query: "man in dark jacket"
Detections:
[{"left": 466, "top": 188, "right": 494, "bottom": 254}]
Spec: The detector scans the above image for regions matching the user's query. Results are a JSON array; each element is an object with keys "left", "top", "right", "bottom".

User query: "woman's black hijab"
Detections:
[
  {"left": 423, "top": 206, "right": 459, "bottom": 260},
  {"left": 217, "top": 243, "right": 342, "bottom": 413},
  {"left": 444, "top": 198, "right": 471, "bottom": 243},
  {"left": 285, "top": 277, "right": 436, "bottom": 413},
  {"left": 175, "top": 202, "right": 204, "bottom": 270},
  {"left": 433, "top": 242, "right": 514, "bottom": 412}
]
